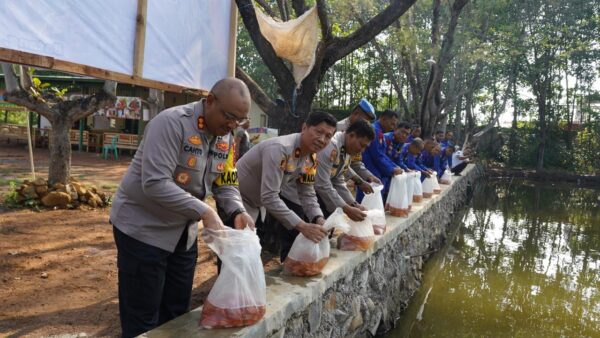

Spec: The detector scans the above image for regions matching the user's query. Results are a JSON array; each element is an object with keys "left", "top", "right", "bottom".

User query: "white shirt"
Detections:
[{"left": 451, "top": 151, "right": 464, "bottom": 169}]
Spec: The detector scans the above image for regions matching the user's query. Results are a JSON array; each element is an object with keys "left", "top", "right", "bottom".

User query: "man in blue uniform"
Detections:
[{"left": 359, "top": 109, "right": 403, "bottom": 200}]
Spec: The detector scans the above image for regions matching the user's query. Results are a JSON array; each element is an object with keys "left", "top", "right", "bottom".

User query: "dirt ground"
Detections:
[{"left": 0, "top": 139, "right": 278, "bottom": 337}]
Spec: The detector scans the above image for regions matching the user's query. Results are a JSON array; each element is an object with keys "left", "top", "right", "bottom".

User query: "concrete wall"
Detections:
[{"left": 146, "top": 165, "right": 483, "bottom": 338}]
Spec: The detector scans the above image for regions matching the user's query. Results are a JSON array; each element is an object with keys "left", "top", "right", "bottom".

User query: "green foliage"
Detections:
[
  {"left": 28, "top": 70, "right": 71, "bottom": 98},
  {"left": 2, "top": 180, "right": 22, "bottom": 209},
  {"left": 491, "top": 122, "right": 599, "bottom": 174}
]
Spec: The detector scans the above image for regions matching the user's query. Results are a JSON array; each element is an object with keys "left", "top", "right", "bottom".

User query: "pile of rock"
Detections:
[{"left": 14, "top": 177, "right": 110, "bottom": 209}]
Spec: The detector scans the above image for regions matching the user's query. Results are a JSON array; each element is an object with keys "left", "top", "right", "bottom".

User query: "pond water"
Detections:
[{"left": 388, "top": 179, "right": 600, "bottom": 337}]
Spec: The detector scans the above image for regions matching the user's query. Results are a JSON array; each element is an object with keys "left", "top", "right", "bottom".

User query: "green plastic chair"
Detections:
[{"left": 103, "top": 135, "right": 119, "bottom": 160}]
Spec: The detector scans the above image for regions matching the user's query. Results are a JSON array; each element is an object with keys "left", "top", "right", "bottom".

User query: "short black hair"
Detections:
[
  {"left": 435, "top": 130, "right": 444, "bottom": 135},
  {"left": 379, "top": 109, "right": 398, "bottom": 119},
  {"left": 306, "top": 111, "right": 337, "bottom": 128},
  {"left": 410, "top": 137, "right": 424, "bottom": 147},
  {"left": 397, "top": 121, "right": 411, "bottom": 130},
  {"left": 411, "top": 124, "right": 421, "bottom": 130},
  {"left": 347, "top": 119, "right": 375, "bottom": 141}
]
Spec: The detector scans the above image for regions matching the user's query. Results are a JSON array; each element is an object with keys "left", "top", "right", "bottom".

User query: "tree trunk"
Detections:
[
  {"left": 454, "top": 95, "right": 462, "bottom": 141},
  {"left": 536, "top": 93, "right": 547, "bottom": 172},
  {"left": 48, "top": 117, "right": 73, "bottom": 185},
  {"left": 419, "top": 0, "right": 469, "bottom": 137},
  {"left": 509, "top": 78, "right": 518, "bottom": 165}
]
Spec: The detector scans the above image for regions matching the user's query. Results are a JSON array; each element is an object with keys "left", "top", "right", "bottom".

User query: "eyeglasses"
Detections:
[{"left": 211, "top": 93, "right": 250, "bottom": 126}]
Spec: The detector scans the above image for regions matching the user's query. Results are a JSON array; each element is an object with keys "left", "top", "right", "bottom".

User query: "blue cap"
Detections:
[{"left": 357, "top": 98, "right": 376, "bottom": 120}]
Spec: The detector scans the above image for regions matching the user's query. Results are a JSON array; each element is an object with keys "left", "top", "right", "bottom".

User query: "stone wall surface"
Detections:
[{"left": 145, "top": 164, "right": 483, "bottom": 338}]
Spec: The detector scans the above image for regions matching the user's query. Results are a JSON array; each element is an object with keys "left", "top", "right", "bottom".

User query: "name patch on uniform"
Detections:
[
  {"left": 183, "top": 144, "right": 203, "bottom": 155},
  {"left": 216, "top": 162, "right": 225, "bottom": 172},
  {"left": 218, "top": 171, "right": 238, "bottom": 185},
  {"left": 188, "top": 135, "right": 202, "bottom": 145},
  {"left": 176, "top": 172, "right": 190, "bottom": 185},
  {"left": 209, "top": 150, "right": 229, "bottom": 160},
  {"left": 299, "top": 163, "right": 317, "bottom": 184},
  {"left": 299, "top": 172, "right": 316, "bottom": 184}
]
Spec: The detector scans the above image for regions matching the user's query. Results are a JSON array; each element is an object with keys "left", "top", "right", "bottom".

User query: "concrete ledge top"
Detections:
[{"left": 143, "top": 165, "right": 476, "bottom": 338}]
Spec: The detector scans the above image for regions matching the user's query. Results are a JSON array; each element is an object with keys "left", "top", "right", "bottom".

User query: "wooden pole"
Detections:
[
  {"left": 133, "top": 0, "right": 148, "bottom": 78},
  {"left": 227, "top": 0, "right": 238, "bottom": 77},
  {"left": 0, "top": 47, "right": 208, "bottom": 96}
]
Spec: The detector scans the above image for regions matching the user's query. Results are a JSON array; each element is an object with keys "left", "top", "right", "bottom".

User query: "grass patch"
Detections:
[{"left": 100, "top": 183, "right": 119, "bottom": 190}]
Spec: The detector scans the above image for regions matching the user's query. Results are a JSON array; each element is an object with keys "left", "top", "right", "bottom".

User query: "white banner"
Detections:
[{"left": 0, "top": 0, "right": 235, "bottom": 92}]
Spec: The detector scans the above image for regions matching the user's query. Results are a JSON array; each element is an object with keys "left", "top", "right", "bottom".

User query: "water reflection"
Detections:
[{"left": 388, "top": 180, "right": 600, "bottom": 337}]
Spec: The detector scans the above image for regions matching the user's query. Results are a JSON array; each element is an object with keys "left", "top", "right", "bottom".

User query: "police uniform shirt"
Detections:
[
  {"left": 314, "top": 131, "right": 357, "bottom": 213},
  {"left": 237, "top": 133, "right": 323, "bottom": 230},
  {"left": 336, "top": 117, "right": 351, "bottom": 132},
  {"left": 110, "top": 100, "right": 245, "bottom": 252}
]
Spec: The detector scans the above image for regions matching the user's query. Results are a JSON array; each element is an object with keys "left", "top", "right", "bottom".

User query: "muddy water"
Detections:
[{"left": 388, "top": 180, "right": 600, "bottom": 337}]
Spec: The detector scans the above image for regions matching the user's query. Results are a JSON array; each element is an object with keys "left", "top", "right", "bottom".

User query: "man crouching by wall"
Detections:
[{"left": 236, "top": 111, "right": 337, "bottom": 262}]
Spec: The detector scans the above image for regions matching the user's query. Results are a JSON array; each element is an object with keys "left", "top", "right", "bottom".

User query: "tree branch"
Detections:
[
  {"left": 0, "top": 62, "right": 19, "bottom": 92},
  {"left": 326, "top": 0, "right": 417, "bottom": 66},
  {"left": 365, "top": 23, "right": 410, "bottom": 115},
  {"left": 316, "top": 0, "right": 331, "bottom": 41},
  {"left": 431, "top": 0, "right": 441, "bottom": 47},
  {"left": 291, "top": 0, "right": 308, "bottom": 17},
  {"left": 277, "top": 0, "right": 288, "bottom": 21},
  {"left": 254, "top": 0, "right": 277, "bottom": 18},
  {"left": 236, "top": 0, "right": 296, "bottom": 97},
  {"left": 236, "top": 66, "right": 278, "bottom": 117},
  {"left": 68, "top": 80, "right": 118, "bottom": 121}
]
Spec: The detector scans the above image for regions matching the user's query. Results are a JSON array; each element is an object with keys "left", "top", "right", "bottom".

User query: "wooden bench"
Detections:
[
  {"left": 0, "top": 123, "right": 30, "bottom": 144},
  {"left": 103, "top": 132, "right": 140, "bottom": 152},
  {"left": 47, "top": 129, "right": 89, "bottom": 149}
]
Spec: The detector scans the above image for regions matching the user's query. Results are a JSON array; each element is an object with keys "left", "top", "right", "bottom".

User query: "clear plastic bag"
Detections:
[
  {"left": 200, "top": 227, "right": 266, "bottom": 328},
  {"left": 432, "top": 175, "right": 442, "bottom": 194},
  {"left": 440, "top": 170, "right": 452, "bottom": 185},
  {"left": 405, "top": 172, "right": 415, "bottom": 210},
  {"left": 386, "top": 174, "right": 409, "bottom": 217},
  {"left": 284, "top": 208, "right": 350, "bottom": 276},
  {"left": 412, "top": 173, "right": 423, "bottom": 203},
  {"left": 422, "top": 176, "right": 435, "bottom": 198},
  {"left": 361, "top": 183, "right": 387, "bottom": 234},
  {"left": 337, "top": 210, "right": 378, "bottom": 251}
]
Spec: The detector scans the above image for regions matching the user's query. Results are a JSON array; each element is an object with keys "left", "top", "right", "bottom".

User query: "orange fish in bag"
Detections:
[
  {"left": 284, "top": 208, "right": 350, "bottom": 276},
  {"left": 337, "top": 210, "right": 380, "bottom": 251},
  {"left": 412, "top": 172, "right": 424, "bottom": 203},
  {"left": 386, "top": 173, "right": 410, "bottom": 217},
  {"left": 360, "top": 183, "right": 387, "bottom": 234},
  {"left": 200, "top": 227, "right": 266, "bottom": 329}
]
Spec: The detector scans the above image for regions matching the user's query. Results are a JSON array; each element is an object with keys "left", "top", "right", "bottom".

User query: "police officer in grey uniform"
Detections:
[
  {"left": 336, "top": 98, "right": 382, "bottom": 194},
  {"left": 237, "top": 111, "right": 337, "bottom": 262},
  {"left": 314, "top": 120, "right": 375, "bottom": 221},
  {"left": 110, "top": 78, "right": 255, "bottom": 337}
]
